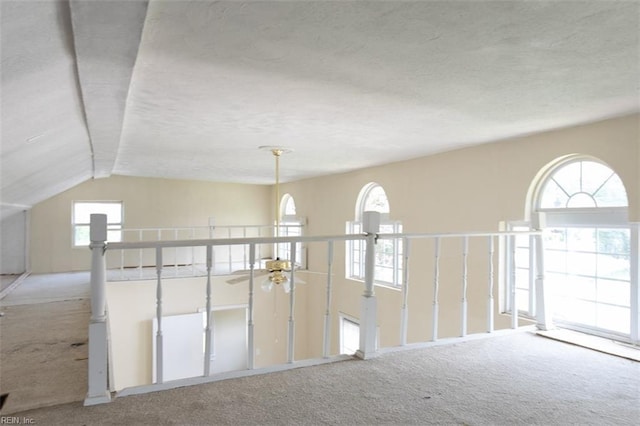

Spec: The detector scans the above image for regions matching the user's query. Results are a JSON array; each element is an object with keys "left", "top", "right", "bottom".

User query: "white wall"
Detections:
[{"left": 0, "top": 210, "right": 28, "bottom": 274}]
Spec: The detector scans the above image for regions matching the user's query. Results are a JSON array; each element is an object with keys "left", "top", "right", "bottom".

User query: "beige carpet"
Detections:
[
  {"left": 1, "top": 273, "right": 638, "bottom": 425},
  {"left": 7, "top": 332, "right": 640, "bottom": 426}
]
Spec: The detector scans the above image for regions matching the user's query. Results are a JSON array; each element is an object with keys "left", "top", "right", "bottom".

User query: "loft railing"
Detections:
[
  {"left": 109, "top": 224, "right": 304, "bottom": 280},
  {"left": 84, "top": 212, "right": 548, "bottom": 406}
]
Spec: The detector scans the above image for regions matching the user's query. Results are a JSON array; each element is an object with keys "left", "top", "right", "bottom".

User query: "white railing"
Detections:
[
  {"left": 108, "top": 224, "right": 304, "bottom": 280},
  {"left": 84, "top": 212, "right": 548, "bottom": 405}
]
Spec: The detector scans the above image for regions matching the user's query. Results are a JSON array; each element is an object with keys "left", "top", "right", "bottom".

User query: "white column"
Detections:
[
  {"left": 204, "top": 245, "right": 213, "bottom": 376},
  {"left": 400, "top": 238, "right": 410, "bottom": 346},
  {"left": 532, "top": 213, "right": 553, "bottom": 330},
  {"left": 630, "top": 224, "right": 639, "bottom": 344},
  {"left": 509, "top": 235, "right": 518, "bottom": 329},
  {"left": 155, "top": 247, "right": 164, "bottom": 383},
  {"left": 487, "top": 236, "right": 495, "bottom": 333},
  {"left": 323, "top": 241, "right": 334, "bottom": 358},
  {"left": 356, "top": 211, "right": 380, "bottom": 360},
  {"left": 432, "top": 237, "right": 441, "bottom": 341},
  {"left": 461, "top": 236, "right": 469, "bottom": 337},
  {"left": 287, "top": 242, "right": 297, "bottom": 363},
  {"left": 84, "top": 214, "right": 111, "bottom": 406},
  {"left": 248, "top": 244, "right": 256, "bottom": 369}
]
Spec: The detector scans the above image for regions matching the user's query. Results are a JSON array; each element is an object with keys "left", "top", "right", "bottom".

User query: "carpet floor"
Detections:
[
  {"left": 8, "top": 331, "right": 640, "bottom": 426},
  {"left": 1, "top": 273, "right": 638, "bottom": 425}
]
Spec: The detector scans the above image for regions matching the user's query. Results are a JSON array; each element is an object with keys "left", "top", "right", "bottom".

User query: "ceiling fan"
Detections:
[{"left": 226, "top": 146, "right": 300, "bottom": 293}]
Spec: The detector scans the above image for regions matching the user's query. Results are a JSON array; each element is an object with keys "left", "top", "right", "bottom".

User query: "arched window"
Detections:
[
  {"left": 347, "top": 183, "right": 402, "bottom": 288},
  {"left": 277, "top": 194, "right": 304, "bottom": 266},
  {"left": 514, "top": 157, "right": 637, "bottom": 343}
]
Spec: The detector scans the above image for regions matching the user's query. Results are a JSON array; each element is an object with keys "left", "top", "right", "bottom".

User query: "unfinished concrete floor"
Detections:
[{"left": 0, "top": 273, "right": 90, "bottom": 414}]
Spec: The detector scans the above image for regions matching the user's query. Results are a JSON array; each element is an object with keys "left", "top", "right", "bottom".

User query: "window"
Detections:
[
  {"left": 339, "top": 315, "right": 360, "bottom": 355},
  {"left": 73, "top": 201, "right": 123, "bottom": 246},
  {"left": 347, "top": 183, "right": 403, "bottom": 288},
  {"left": 514, "top": 158, "right": 637, "bottom": 342},
  {"left": 276, "top": 194, "right": 304, "bottom": 266}
]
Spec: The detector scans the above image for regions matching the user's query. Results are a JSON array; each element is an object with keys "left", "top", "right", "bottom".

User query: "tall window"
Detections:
[
  {"left": 513, "top": 158, "right": 637, "bottom": 342},
  {"left": 72, "top": 201, "right": 123, "bottom": 247},
  {"left": 346, "top": 183, "right": 403, "bottom": 288},
  {"left": 277, "top": 194, "right": 304, "bottom": 266}
]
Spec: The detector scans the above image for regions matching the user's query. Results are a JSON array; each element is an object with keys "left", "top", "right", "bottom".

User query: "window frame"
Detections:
[
  {"left": 72, "top": 201, "right": 123, "bottom": 247},
  {"left": 276, "top": 194, "right": 305, "bottom": 268},
  {"left": 512, "top": 157, "right": 637, "bottom": 343},
  {"left": 346, "top": 183, "right": 403, "bottom": 289}
]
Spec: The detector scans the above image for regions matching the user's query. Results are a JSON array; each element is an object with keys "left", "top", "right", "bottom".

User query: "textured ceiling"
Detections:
[{"left": 1, "top": 0, "right": 639, "bottom": 217}]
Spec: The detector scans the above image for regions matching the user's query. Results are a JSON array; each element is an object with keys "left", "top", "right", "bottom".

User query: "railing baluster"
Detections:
[
  {"left": 287, "top": 241, "right": 297, "bottom": 363},
  {"left": 488, "top": 236, "right": 495, "bottom": 333},
  {"left": 509, "top": 235, "right": 517, "bottom": 329},
  {"left": 191, "top": 228, "right": 196, "bottom": 276},
  {"left": 155, "top": 247, "right": 163, "bottom": 383},
  {"left": 432, "top": 237, "right": 441, "bottom": 341},
  {"left": 461, "top": 236, "right": 469, "bottom": 337},
  {"left": 227, "top": 228, "right": 232, "bottom": 273},
  {"left": 203, "top": 245, "right": 213, "bottom": 376},
  {"left": 138, "top": 230, "right": 143, "bottom": 278},
  {"left": 323, "top": 241, "right": 334, "bottom": 358},
  {"left": 400, "top": 238, "right": 410, "bottom": 346},
  {"left": 243, "top": 227, "right": 247, "bottom": 270},
  {"left": 248, "top": 244, "right": 256, "bottom": 369},
  {"left": 120, "top": 248, "right": 124, "bottom": 280},
  {"left": 174, "top": 229, "right": 178, "bottom": 276}
]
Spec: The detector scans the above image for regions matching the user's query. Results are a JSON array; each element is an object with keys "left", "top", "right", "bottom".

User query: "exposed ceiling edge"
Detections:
[{"left": 69, "top": 0, "right": 149, "bottom": 179}]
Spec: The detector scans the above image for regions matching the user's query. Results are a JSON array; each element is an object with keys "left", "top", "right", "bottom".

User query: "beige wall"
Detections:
[
  {"left": 30, "top": 115, "right": 638, "bottom": 388},
  {"left": 30, "top": 175, "right": 271, "bottom": 273},
  {"left": 106, "top": 275, "right": 310, "bottom": 390},
  {"left": 282, "top": 114, "right": 639, "bottom": 350}
]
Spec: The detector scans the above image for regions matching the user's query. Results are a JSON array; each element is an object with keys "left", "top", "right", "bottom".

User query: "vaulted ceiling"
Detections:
[{"left": 2, "top": 0, "right": 639, "bottom": 218}]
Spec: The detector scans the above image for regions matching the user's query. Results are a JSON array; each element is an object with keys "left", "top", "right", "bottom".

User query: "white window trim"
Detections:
[
  {"left": 72, "top": 201, "right": 123, "bottom": 247},
  {"left": 515, "top": 157, "right": 638, "bottom": 343}
]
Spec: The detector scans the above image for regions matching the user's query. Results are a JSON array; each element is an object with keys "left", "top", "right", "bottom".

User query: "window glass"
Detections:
[
  {"left": 539, "top": 160, "right": 627, "bottom": 209},
  {"left": 73, "top": 201, "right": 123, "bottom": 246},
  {"left": 277, "top": 194, "right": 303, "bottom": 265},
  {"left": 363, "top": 185, "right": 389, "bottom": 214},
  {"left": 348, "top": 183, "right": 402, "bottom": 288}
]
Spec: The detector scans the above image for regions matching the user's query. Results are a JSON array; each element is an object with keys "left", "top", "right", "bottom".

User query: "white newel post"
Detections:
[
  {"left": 84, "top": 214, "right": 111, "bottom": 405},
  {"left": 356, "top": 211, "right": 379, "bottom": 360},
  {"left": 532, "top": 213, "right": 553, "bottom": 330}
]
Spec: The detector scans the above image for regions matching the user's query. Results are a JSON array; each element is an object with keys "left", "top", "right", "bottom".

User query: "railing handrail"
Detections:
[
  {"left": 121, "top": 224, "right": 303, "bottom": 232},
  {"left": 106, "top": 230, "right": 540, "bottom": 251},
  {"left": 377, "top": 230, "right": 542, "bottom": 239},
  {"left": 106, "top": 234, "right": 366, "bottom": 251}
]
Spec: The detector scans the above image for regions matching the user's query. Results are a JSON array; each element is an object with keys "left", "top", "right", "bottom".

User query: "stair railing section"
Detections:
[
  {"left": 85, "top": 212, "right": 546, "bottom": 405},
  {"left": 111, "top": 224, "right": 303, "bottom": 280},
  {"left": 376, "top": 223, "right": 546, "bottom": 345},
  {"left": 85, "top": 213, "right": 368, "bottom": 405}
]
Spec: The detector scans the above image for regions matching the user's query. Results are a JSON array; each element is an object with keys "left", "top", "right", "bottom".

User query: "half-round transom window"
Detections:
[
  {"left": 539, "top": 160, "right": 628, "bottom": 209},
  {"left": 361, "top": 184, "right": 390, "bottom": 217}
]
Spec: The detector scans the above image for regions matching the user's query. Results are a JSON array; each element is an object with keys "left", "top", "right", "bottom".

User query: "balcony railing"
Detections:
[
  {"left": 107, "top": 224, "right": 304, "bottom": 280},
  {"left": 84, "top": 212, "right": 548, "bottom": 406}
]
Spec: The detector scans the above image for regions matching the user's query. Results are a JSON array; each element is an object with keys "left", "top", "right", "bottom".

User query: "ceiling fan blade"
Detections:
[{"left": 226, "top": 270, "right": 269, "bottom": 284}]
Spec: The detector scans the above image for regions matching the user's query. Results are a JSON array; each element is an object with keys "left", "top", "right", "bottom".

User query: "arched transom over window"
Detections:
[
  {"left": 277, "top": 193, "right": 304, "bottom": 267},
  {"left": 281, "top": 193, "right": 297, "bottom": 219},
  {"left": 514, "top": 157, "right": 636, "bottom": 342},
  {"left": 360, "top": 184, "right": 390, "bottom": 218},
  {"left": 348, "top": 182, "right": 402, "bottom": 288},
  {"left": 539, "top": 160, "right": 628, "bottom": 209}
]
